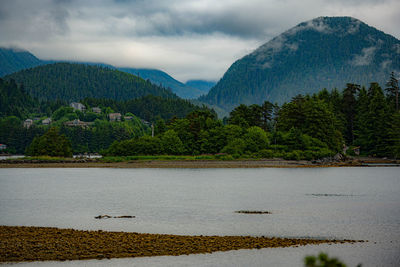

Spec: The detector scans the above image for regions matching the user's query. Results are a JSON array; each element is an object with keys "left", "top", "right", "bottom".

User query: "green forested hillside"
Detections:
[
  {"left": 5, "top": 63, "right": 177, "bottom": 101},
  {"left": 82, "top": 95, "right": 213, "bottom": 122},
  {"left": 200, "top": 17, "right": 400, "bottom": 111},
  {"left": 0, "top": 79, "right": 37, "bottom": 118},
  {"left": 0, "top": 48, "right": 43, "bottom": 77}
]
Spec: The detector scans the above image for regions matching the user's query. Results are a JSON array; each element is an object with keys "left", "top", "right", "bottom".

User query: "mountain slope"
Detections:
[
  {"left": 0, "top": 47, "right": 210, "bottom": 99},
  {"left": 0, "top": 78, "right": 38, "bottom": 118},
  {"left": 185, "top": 80, "right": 215, "bottom": 94},
  {"left": 5, "top": 63, "right": 177, "bottom": 101},
  {"left": 118, "top": 68, "right": 206, "bottom": 99},
  {"left": 0, "top": 48, "right": 44, "bottom": 77},
  {"left": 200, "top": 16, "right": 400, "bottom": 111}
]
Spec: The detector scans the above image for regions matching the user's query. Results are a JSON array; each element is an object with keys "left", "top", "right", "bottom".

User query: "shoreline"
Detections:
[
  {"left": 0, "top": 158, "right": 399, "bottom": 168},
  {"left": 0, "top": 226, "right": 360, "bottom": 263}
]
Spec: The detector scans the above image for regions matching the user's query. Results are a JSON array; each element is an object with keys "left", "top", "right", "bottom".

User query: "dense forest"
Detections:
[
  {"left": 4, "top": 63, "right": 177, "bottom": 101},
  {"left": 0, "top": 79, "right": 212, "bottom": 154},
  {"left": 106, "top": 78, "right": 400, "bottom": 159},
  {"left": 1, "top": 73, "right": 399, "bottom": 159}
]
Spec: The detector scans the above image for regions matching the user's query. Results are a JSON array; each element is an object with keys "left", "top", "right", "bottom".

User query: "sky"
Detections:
[{"left": 0, "top": 0, "right": 399, "bottom": 82}]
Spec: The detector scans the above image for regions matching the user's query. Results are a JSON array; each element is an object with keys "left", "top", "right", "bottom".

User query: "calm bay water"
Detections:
[{"left": 0, "top": 167, "right": 399, "bottom": 266}]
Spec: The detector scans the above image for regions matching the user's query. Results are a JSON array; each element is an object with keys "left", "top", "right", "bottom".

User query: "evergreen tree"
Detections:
[
  {"left": 363, "top": 83, "right": 390, "bottom": 156},
  {"left": 354, "top": 87, "right": 370, "bottom": 151},
  {"left": 26, "top": 127, "right": 72, "bottom": 157},
  {"left": 385, "top": 71, "right": 399, "bottom": 111},
  {"left": 387, "top": 111, "right": 400, "bottom": 158},
  {"left": 342, "top": 83, "right": 360, "bottom": 144}
]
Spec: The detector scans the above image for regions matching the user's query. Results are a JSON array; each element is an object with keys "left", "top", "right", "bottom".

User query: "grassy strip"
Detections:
[
  {"left": 99, "top": 155, "right": 233, "bottom": 162},
  {"left": 0, "top": 226, "right": 361, "bottom": 263}
]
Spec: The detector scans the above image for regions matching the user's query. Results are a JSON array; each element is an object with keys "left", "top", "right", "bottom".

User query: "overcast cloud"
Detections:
[{"left": 0, "top": 0, "right": 399, "bottom": 81}]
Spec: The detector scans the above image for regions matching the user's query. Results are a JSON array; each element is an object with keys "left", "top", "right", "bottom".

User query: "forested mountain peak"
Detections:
[
  {"left": 5, "top": 63, "right": 178, "bottom": 101},
  {"left": 0, "top": 47, "right": 43, "bottom": 77},
  {"left": 200, "top": 16, "right": 400, "bottom": 111}
]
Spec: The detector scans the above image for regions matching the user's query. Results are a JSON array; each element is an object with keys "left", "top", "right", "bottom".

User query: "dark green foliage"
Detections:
[
  {"left": 160, "top": 130, "right": 185, "bottom": 155},
  {"left": 26, "top": 127, "right": 72, "bottom": 157},
  {"left": 342, "top": 83, "right": 360, "bottom": 144},
  {"left": 243, "top": 126, "right": 269, "bottom": 153},
  {"left": 277, "top": 96, "right": 343, "bottom": 151},
  {"left": 387, "top": 112, "right": 400, "bottom": 158},
  {"left": 385, "top": 71, "right": 399, "bottom": 111},
  {"left": 5, "top": 63, "right": 177, "bottom": 101},
  {"left": 0, "top": 47, "right": 43, "bottom": 77},
  {"left": 106, "top": 136, "right": 161, "bottom": 156},
  {"left": 0, "top": 116, "right": 45, "bottom": 154},
  {"left": 354, "top": 83, "right": 390, "bottom": 156},
  {"left": 0, "top": 79, "right": 37, "bottom": 118},
  {"left": 304, "top": 252, "right": 357, "bottom": 267},
  {"left": 228, "top": 101, "right": 275, "bottom": 130},
  {"left": 200, "top": 17, "right": 400, "bottom": 112},
  {"left": 81, "top": 95, "right": 211, "bottom": 122}
]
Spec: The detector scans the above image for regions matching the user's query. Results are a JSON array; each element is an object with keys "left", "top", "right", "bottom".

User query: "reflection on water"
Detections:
[{"left": 0, "top": 167, "right": 399, "bottom": 266}]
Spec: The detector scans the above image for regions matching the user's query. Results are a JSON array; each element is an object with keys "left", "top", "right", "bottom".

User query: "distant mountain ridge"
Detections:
[
  {"left": 0, "top": 47, "right": 212, "bottom": 99},
  {"left": 118, "top": 68, "right": 212, "bottom": 99},
  {"left": 200, "top": 16, "right": 400, "bottom": 111}
]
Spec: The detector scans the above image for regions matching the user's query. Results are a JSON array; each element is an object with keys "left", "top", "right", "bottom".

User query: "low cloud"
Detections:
[
  {"left": 0, "top": 0, "right": 399, "bottom": 81},
  {"left": 351, "top": 46, "right": 377, "bottom": 66}
]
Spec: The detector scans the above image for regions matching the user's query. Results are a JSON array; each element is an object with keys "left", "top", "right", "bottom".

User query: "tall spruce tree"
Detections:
[
  {"left": 365, "top": 83, "right": 390, "bottom": 156},
  {"left": 385, "top": 71, "right": 399, "bottom": 111},
  {"left": 342, "top": 83, "right": 360, "bottom": 145}
]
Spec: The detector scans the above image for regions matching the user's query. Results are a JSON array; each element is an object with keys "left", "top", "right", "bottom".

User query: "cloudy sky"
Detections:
[{"left": 0, "top": 0, "right": 399, "bottom": 82}]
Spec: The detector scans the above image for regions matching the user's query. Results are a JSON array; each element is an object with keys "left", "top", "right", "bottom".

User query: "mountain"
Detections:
[
  {"left": 118, "top": 68, "right": 207, "bottom": 99},
  {"left": 200, "top": 16, "right": 400, "bottom": 111},
  {"left": 0, "top": 47, "right": 44, "bottom": 77},
  {"left": 185, "top": 80, "right": 215, "bottom": 94},
  {"left": 4, "top": 63, "right": 177, "bottom": 101},
  {"left": 0, "top": 48, "right": 210, "bottom": 99},
  {"left": 0, "top": 78, "right": 37, "bottom": 118}
]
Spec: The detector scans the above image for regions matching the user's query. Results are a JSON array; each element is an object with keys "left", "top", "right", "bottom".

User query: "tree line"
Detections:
[
  {"left": 1, "top": 74, "right": 399, "bottom": 159},
  {"left": 106, "top": 76, "right": 400, "bottom": 159}
]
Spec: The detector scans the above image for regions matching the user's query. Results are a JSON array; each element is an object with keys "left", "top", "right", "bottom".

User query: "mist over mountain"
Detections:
[
  {"left": 0, "top": 47, "right": 44, "bottom": 77},
  {"left": 118, "top": 68, "right": 209, "bottom": 99},
  {"left": 185, "top": 80, "right": 216, "bottom": 94},
  {"left": 200, "top": 16, "right": 400, "bottom": 111},
  {"left": 0, "top": 48, "right": 210, "bottom": 99}
]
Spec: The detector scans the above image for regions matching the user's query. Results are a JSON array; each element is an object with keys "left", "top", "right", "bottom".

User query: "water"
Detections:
[{"left": 0, "top": 167, "right": 399, "bottom": 266}]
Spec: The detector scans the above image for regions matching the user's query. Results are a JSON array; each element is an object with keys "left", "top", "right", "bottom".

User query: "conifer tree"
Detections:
[{"left": 385, "top": 71, "right": 399, "bottom": 111}]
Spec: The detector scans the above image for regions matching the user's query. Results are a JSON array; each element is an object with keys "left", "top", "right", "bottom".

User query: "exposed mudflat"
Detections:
[
  {"left": 0, "top": 159, "right": 370, "bottom": 168},
  {"left": 0, "top": 226, "right": 360, "bottom": 263}
]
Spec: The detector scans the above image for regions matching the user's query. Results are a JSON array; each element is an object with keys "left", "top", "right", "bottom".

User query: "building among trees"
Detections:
[{"left": 70, "top": 102, "right": 86, "bottom": 112}]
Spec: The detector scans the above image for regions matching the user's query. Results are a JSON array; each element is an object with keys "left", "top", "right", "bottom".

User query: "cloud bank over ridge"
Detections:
[{"left": 0, "top": 0, "right": 399, "bottom": 81}]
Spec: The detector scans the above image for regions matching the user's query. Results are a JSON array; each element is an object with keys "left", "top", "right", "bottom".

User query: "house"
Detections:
[
  {"left": 141, "top": 119, "right": 151, "bottom": 126},
  {"left": 70, "top": 102, "right": 86, "bottom": 112},
  {"left": 23, "top": 119, "right": 33, "bottom": 128},
  {"left": 108, "top": 113, "right": 122, "bottom": 121},
  {"left": 64, "top": 119, "right": 92, "bottom": 129},
  {"left": 0, "top": 144, "right": 7, "bottom": 150},
  {"left": 92, "top": 107, "right": 101, "bottom": 114},
  {"left": 352, "top": 146, "right": 360, "bottom": 156},
  {"left": 42, "top": 118, "right": 52, "bottom": 125}
]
